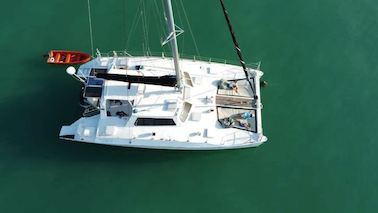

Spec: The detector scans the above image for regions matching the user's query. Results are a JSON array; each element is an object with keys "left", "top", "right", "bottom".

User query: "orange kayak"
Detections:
[{"left": 47, "top": 50, "right": 92, "bottom": 64}]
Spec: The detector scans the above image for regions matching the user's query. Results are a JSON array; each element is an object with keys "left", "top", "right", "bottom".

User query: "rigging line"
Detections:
[
  {"left": 160, "top": 0, "right": 171, "bottom": 56},
  {"left": 152, "top": 1, "right": 163, "bottom": 53},
  {"left": 122, "top": 0, "right": 127, "bottom": 48},
  {"left": 174, "top": 1, "right": 184, "bottom": 55},
  {"left": 87, "top": 0, "right": 94, "bottom": 56},
  {"left": 126, "top": 0, "right": 143, "bottom": 50},
  {"left": 145, "top": 1, "right": 152, "bottom": 55},
  {"left": 141, "top": 0, "right": 149, "bottom": 55},
  {"left": 140, "top": 0, "right": 146, "bottom": 53},
  {"left": 219, "top": 0, "right": 256, "bottom": 97},
  {"left": 153, "top": 0, "right": 167, "bottom": 53},
  {"left": 181, "top": 33, "right": 185, "bottom": 57},
  {"left": 179, "top": 0, "right": 200, "bottom": 57},
  {"left": 141, "top": 0, "right": 147, "bottom": 53}
]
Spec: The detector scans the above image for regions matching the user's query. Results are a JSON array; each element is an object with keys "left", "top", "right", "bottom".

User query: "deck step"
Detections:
[{"left": 83, "top": 107, "right": 100, "bottom": 117}]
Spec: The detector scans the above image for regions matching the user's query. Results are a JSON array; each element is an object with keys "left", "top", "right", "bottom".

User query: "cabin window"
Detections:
[
  {"left": 90, "top": 68, "right": 107, "bottom": 76},
  {"left": 135, "top": 118, "right": 176, "bottom": 126},
  {"left": 84, "top": 77, "right": 104, "bottom": 97},
  {"left": 84, "top": 87, "right": 102, "bottom": 97},
  {"left": 87, "top": 77, "right": 104, "bottom": 86}
]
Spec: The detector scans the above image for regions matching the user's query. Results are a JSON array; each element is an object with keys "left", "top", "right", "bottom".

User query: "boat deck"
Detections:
[
  {"left": 60, "top": 56, "right": 266, "bottom": 149},
  {"left": 217, "top": 107, "right": 257, "bottom": 132},
  {"left": 216, "top": 95, "right": 255, "bottom": 109},
  {"left": 216, "top": 79, "right": 257, "bottom": 132},
  {"left": 217, "top": 79, "right": 253, "bottom": 97}
]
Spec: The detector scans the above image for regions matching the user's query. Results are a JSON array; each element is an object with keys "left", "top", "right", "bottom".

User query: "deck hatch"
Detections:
[{"left": 135, "top": 118, "right": 176, "bottom": 126}]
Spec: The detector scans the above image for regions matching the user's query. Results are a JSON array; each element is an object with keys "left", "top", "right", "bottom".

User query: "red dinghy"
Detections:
[{"left": 47, "top": 50, "right": 92, "bottom": 65}]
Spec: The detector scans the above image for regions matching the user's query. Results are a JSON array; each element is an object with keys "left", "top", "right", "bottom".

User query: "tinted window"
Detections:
[
  {"left": 84, "top": 87, "right": 102, "bottom": 97},
  {"left": 135, "top": 118, "right": 176, "bottom": 126},
  {"left": 90, "top": 68, "right": 107, "bottom": 76},
  {"left": 87, "top": 77, "right": 104, "bottom": 86}
]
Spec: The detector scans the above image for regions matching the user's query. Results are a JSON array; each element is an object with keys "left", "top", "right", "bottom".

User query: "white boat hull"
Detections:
[{"left": 60, "top": 56, "right": 267, "bottom": 150}]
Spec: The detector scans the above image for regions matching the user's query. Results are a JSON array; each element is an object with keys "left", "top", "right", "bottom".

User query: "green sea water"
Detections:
[{"left": 1, "top": 0, "right": 377, "bottom": 212}]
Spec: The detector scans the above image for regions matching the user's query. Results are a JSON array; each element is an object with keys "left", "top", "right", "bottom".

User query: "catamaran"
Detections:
[{"left": 59, "top": 0, "right": 268, "bottom": 150}]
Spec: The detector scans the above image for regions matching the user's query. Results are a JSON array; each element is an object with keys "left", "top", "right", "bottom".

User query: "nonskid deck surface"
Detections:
[
  {"left": 217, "top": 79, "right": 253, "bottom": 97},
  {"left": 60, "top": 56, "right": 266, "bottom": 149}
]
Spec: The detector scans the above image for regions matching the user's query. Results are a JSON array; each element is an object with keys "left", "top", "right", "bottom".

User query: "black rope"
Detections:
[{"left": 219, "top": 0, "right": 257, "bottom": 98}]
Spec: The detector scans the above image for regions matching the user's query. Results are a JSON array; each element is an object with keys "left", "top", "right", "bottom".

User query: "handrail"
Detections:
[
  {"left": 221, "top": 131, "right": 251, "bottom": 145},
  {"left": 95, "top": 50, "right": 261, "bottom": 70}
]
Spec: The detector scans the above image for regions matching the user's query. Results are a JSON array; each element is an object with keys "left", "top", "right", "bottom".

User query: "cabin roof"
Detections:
[{"left": 132, "top": 84, "right": 180, "bottom": 117}]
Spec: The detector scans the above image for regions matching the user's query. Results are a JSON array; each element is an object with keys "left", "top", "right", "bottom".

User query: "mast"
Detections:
[
  {"left": 219, "top": 0, "right": 257, "bottom": 99},
  {"left": 163, "top": 0, "right": 182, "bottom": 89}
]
